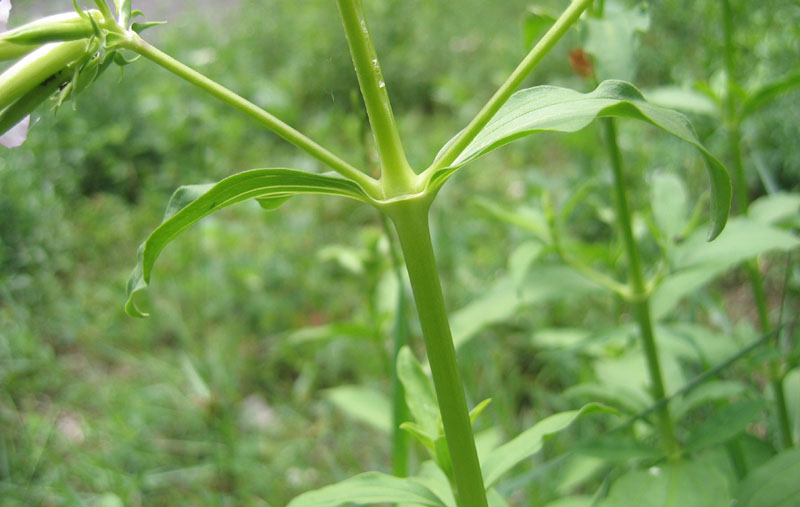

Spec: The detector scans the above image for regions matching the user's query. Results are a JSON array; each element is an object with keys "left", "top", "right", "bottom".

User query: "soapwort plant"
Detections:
[{"left": 1, "top": 0, "right": 735, "bottom": 504}]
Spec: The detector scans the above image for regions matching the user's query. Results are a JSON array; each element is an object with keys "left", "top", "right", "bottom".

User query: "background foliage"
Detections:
[{"left": 1, "top": 0, "right": 798, "bottom": 505}]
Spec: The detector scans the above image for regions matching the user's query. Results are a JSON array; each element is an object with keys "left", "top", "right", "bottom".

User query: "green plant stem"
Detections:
[
  {"left": 602, "top": 117, "right": 679, "bottom": 457},
  {"left": 381, "top": 216, "right": 410, "bottom": 477},
  {"left": 427, "top": 0, "right": 593, "bottom": 174},
  {"left": 720, "top": 0, "right": 793, "bottom": 449},
  {"left": 388, "top": 197, "right": 487, "bottom": 507},
  {"left": 336, "top": 0, "right": 415, "bottom": 195},
  {"left": 123, "top": 35, "right": 379, "bottom": 195}
]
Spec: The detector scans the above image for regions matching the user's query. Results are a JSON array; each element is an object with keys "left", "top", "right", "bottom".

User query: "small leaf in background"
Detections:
[
  {"left": 577, "top": 435, "right": 663, "bottom": 462},
  {"left": 685, "top": 400, "right": 762, "bottom": 453},
  {"left": 522, "top": 6, "right": 556, "bottom": 49},
  {"left": 583, "top": 4, "right": 650, "bottom": 81},
  {"left": 397, "top": 346, "right": 440, "bottom": 438},
  {"left": 286, "top": 471, "right": 446, "bottom": 507},
  {"left": 599, "top": 461, "right": 731, "bottom": 507},
  {"left": 671, "top": 379, "right": 749, "bottom": 422},
  {"left": 650, "top": 172, "right": 689, "bottom": 242},
  {"left": 736, "top": 449, "right": 800, "bottom": 507},
  {"left": 481, "top": 403, "right": 616, "bottom": 488},
  {"left": 324, "top": 385, "right": 391, "bottom": 434},
  {"left": 748, "top": 192, "right": 800, "bottom": 225},
  {"left": 644, "top": 86, "right": 718, "bottom": 116},
  {"left": 652, "top": 216, "right": 800, "bottom": 319}
]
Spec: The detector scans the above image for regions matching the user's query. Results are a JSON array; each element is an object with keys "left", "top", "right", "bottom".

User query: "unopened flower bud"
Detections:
[
  {"left": 0, "top": 39, "right": 94, "bottom": 112},
  {"left": 0, "top": 11, "right": 102, "bottom": 46}
]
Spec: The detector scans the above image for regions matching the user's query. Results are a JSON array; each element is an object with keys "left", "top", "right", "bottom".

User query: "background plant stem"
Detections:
[
  {"left": 389, "top": 197, "right": 488, "bottom": 507},
  {"left": 602, "top": 117, "right": 679, "bottom": 457},
  {"left": 720, "top": 0, "right": 793, "bottom": 449},
  {"left": 381, "top": 216, "right": 410, "bottom": 478}
]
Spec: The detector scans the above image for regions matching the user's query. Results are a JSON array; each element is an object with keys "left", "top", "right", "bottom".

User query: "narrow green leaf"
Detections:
[
  {"left": 286, "top": 471, "right": 446, "bottom": 507},
  {"left": 470, "top": 398, "right": 492, "bottom": 424},
  {"left": 742, "top": 70, "right": 800, "bottom": 119},
  {"left": 431, "top": 80, "right": 731, "bottom": 240},
  {"left": 125, "top": 169, "right": 370, "bottom": 317},
  {"left": 324, "top": 385, "right": 391, "bottom": 434},
  {"left": 736, "top": 449, "right": 800, "bottom": 507},
  {"left": 651, "top": 216, "right": 800, "bottom": 319},
  {"left": 397, "top": 346, "right": 440, "bottom": 438},
  {"left": 599, "top": 461, "right": 731, "bottom": 507},
  {"left": 481, "top": 403, "right": 615, "bottom": 488}
]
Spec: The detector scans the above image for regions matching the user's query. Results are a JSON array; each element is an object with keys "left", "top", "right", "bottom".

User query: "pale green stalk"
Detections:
[
  {"left": 335, "top": 0, "right": 415, "bottom": 195},
  {"left": 120, "top": 35, "right": 379, "bottom": 195},
  {"left": 425, "top": 0, "right": 593, "bottom": 175}
]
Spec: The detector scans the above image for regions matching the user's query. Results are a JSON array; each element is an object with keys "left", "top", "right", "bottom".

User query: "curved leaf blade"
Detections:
[
  {"left": 125, "top": 168, "right": 370, "bottom": 317},
  {"left": 432, "top": 80, "right": 731, "bottom": 240},
  {"left": 481, "top": 403, "right": 616, "bottom": 488},
  {"left": 286, "top": 471, "right": 446, "bottom": 507}
]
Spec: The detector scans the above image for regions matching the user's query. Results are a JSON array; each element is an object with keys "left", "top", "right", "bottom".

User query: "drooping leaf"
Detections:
[
  {"left": 125, "top": 169, "right": 370, "bottom": 317},
  {"left": 431, "top": 80, "right": 731, "bottom": 240},
  {"left": 481, "top": 403, "right": 615, "bottom": 488},
  {"left": 598, "top": 461, "right": 731, "bottom": 507},
  {"left": 286, "top": 471, "right": 446, "bottom": 507},
  {"left": 736, "top": 449, "right": 800, "bottom": 507},
  {"left": 741, "top": 70, "right": 800, "bottom": 119},
  {"left": 324, "top": 385, "right": 391, "bottom": 434}
]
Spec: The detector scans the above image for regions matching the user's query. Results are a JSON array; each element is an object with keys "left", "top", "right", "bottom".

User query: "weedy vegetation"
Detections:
[{"left": 1, "top": 0, "right": 798, "bottom": 505}]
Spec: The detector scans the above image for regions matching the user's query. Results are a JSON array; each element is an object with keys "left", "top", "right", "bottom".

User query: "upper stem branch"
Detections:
[
  {"left": 336, "top": 0, "right": 415, "bottom": 195},
  {"left": 123, "top": 35, "right": 379, "bottom": 195},
  {"left": 426, "top": 0, "right": 593, "bottom": 174}
]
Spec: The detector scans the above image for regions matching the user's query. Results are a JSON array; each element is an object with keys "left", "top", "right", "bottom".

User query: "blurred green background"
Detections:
[{"left": 1, "top": 0, "right": 798, "bottom": 505}]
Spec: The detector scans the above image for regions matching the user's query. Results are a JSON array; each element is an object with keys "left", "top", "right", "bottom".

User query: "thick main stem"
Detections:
[
  {"left": 336, "top": 0, "right": 415, "bottom": 194},
  {"left": 123, "top": 35, "right": 378, "bottom": 194},
  {"left": 389, "top": 198, "right": 487, "bottom": 507},
  {"left": 602, "top": 118, "right": 679, "bottom": 456}
]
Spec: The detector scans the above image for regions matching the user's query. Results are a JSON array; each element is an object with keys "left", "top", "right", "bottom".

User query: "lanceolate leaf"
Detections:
[
  {"left": 286, "top": 471, "right": 446, "bottom": 507},
  {"left": 481, "top": 403, "right": 615, "bottom": 488},
  {"left": 431, "top": 80, "right": 731, "bottom": 240},
  {"left": 741, "top": 70, "right": 800, "bottom": 119},
  {"left": 125, "top": 169, "right": 370, "bottom": 317}
]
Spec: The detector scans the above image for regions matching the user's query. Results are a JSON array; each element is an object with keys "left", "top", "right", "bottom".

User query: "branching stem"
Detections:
[
  {"left": 425, "top": 0, "right": 593, "bottom": 175},
  {"left": 122, "top": 35, "right": 379, "bottom": 195}
]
